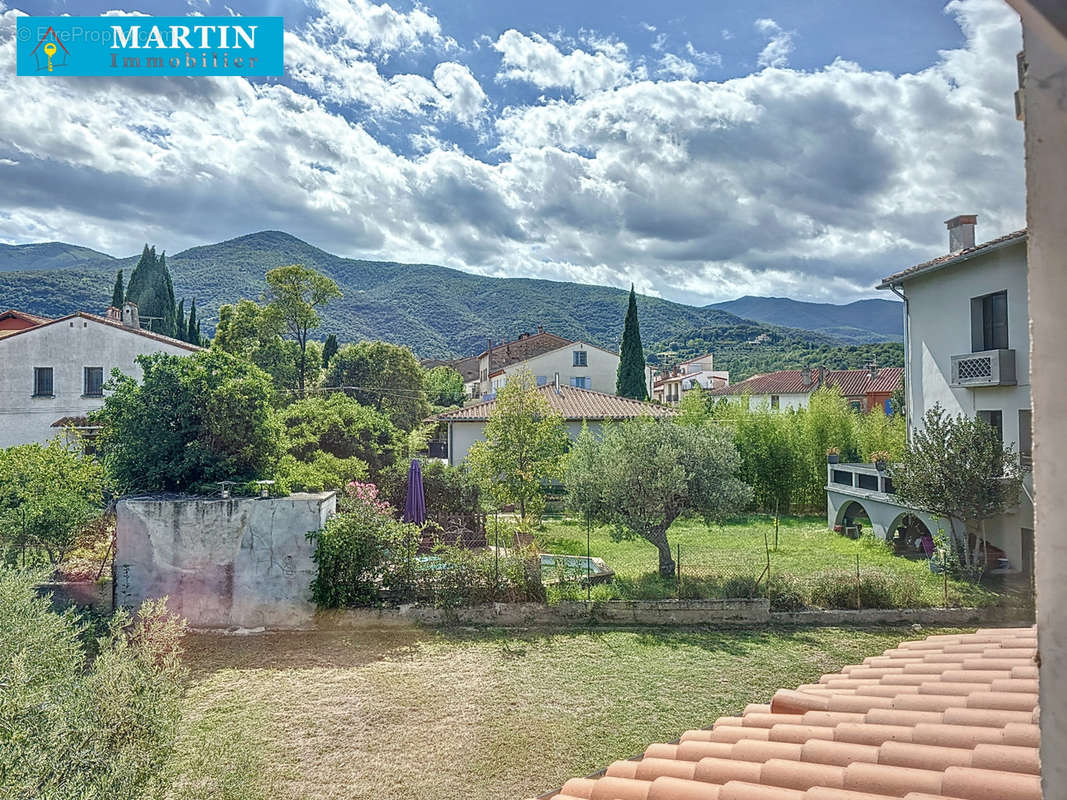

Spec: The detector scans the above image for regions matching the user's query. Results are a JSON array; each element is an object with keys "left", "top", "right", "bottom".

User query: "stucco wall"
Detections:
[
  {"left": 115, "top": 492, "right": 335, "bottom": 629},
  {"left": 0, "top": 316, "right": 195, "bottom": 448},
  {"left": 492, "top": 342, "right": 620, "bottom": 395},
  {"left": 447, "top": 418, "right": 606, "bottom": 466}
]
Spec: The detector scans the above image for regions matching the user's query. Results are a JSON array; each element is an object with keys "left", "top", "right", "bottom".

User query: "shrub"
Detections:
[
  {"left": 719, "top": 575, "right": 762, "bottom": 599},
  {"left": 418, "top": 544, "right": 545, "bottom": 608},
  {"left": 380, "top": 460, "right": 482, "bottom": 514},
  {"left": 768, "top": 573, "right": 808, "bottom": 611},
  {"left": 807, "top": 568, "right": 920, "bottom": 609},
  {"left": 0, "top": 569, "right": 186, "bottom": 798}
]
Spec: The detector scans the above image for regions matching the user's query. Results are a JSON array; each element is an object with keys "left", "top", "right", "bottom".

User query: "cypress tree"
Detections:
[
  {"left": 616, "top": 284, "right": 648, "bottom": 400},
  {"left": 187, "top": 299, "right": 199, "bottom": 345},
  {"left": 175, "top": 299, "right": 185, "bottom": 342},
  {"left": 322, "top": 334, "right": 338, "bottom": 368},
  {"left": 160, "top": 252, "right": 177, "bottom": 336},
  {"left": 111, "top": 270, "right": 124, "bottom": 308}
]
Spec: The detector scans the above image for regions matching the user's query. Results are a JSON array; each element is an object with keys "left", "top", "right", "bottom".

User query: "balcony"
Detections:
[
  {"left": 828, "top": 463, "right": 896, "bottom": 497},
  {"left": 950, "top": 349, "right": 1016, "bottom": 388}
]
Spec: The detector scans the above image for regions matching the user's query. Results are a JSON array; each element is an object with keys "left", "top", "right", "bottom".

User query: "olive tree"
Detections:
[
  {"left": 566, "top": 417, "right": 751, "bottom": 577},
  {"left": 892, "top": 404, "right": 1023, "bottom": 578}
]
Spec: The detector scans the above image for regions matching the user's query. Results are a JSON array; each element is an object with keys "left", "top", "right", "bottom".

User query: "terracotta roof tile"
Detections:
[
  {"left": 709, "top": 369, "right": 902, "bottom": 399},
  {"left": 541, "top": 629, "right": 1040, "bottom": 800},
  {"left": 0, "top": 311, "right": 202, "bottom": 352},
  {"left": 431, "top": 384, "right": 676, "bottom": 422}
]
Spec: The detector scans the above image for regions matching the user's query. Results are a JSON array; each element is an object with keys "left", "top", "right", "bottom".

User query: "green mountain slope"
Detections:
[
  {"left": 0, "top": 230, "right": 847, "bottom": 359},
  {"left": 708, "top": 296, "right": 902, "bottom": 342},
  {"left": 0, "top": 242, "right": 115, "bottom": 273}
]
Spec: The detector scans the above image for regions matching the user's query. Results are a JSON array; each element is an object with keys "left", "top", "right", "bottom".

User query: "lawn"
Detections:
[
  {"left": 166, "top": 625, "right": 971, "bottom": 800},
  {"left": 535, "top": 514, "right": 998, "bottom": 607}
]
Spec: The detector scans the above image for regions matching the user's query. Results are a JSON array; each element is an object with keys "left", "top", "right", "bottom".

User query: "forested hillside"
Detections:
[{"left": 709, "top": 295, "right": 902, "bottom": 342}]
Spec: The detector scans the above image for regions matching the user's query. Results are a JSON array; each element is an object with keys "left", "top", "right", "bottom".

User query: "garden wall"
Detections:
[{"left": 115, "top": 492, "right": 335, "bottom": 629}]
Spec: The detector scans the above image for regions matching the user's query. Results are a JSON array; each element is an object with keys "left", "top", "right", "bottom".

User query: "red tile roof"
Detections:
[
  {"left": 0, "top": 309, "right": 52, "bottom": 325},
  {"left": 709, "top": 368, "right": 903, "bottom": 398},
  {"left": 877, "top": 230, "right": 1027, "bottom": 289},
  {"left": 0, "top": 311, "right": 202, "bottom": 352},
  {"left": 479, "top": 332, "right": 575, "bottom": 370},
  {"left": 431, "top": 384, "right": 676, "bottom": 422},
  {"left": 542, "top": 627, "right": 1039, "bottom": 800}
]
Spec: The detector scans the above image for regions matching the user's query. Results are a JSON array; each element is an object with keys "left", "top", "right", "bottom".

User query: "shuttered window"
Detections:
[
  {"left": 33, "top": 367, "right": 54, "bottom": 397},
  {"left": 84, "top": 367, "right": 104, "bottom": 397}
]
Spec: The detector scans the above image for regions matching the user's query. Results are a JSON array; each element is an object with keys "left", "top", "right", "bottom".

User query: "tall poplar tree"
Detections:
[
  {"left": 111, "top": 270, "right": 124, "bottom": 308},
  {"left": 616, "top": 284, "right": 648, "bottom": 400}
]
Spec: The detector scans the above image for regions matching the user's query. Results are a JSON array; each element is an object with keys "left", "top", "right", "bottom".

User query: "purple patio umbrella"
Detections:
[{"left": 402, "top": 458, "right": 426, "bottom": 525}]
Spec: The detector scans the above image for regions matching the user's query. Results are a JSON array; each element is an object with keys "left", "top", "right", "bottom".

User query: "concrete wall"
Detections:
[
  {"left": 1014, "top": 12, "right": 1067, "bottom": 797},
  {"left": 115, "top": 492, "right": 335, "bottom": 629},
  {"left": 448, "top": 418, "right": 607, "bottom": 466},
  {"left": 899, "top": 240, "right": 1033, "bottom": 572},
  {"left": 0, "top": 315, "right": 196, "bottom": 448}
]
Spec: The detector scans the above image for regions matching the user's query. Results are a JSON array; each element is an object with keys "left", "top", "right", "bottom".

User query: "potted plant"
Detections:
[
  {"left": 826, "top": 446, "right": 840, "bottom": 464},
  {"left": 871, "top": 451, "right": 891, "bottom": 472}
]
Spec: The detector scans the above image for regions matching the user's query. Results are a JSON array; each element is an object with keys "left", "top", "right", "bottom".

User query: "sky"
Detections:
[{"left": 0, "top": 0, "right": 1025, "bottom": 306}]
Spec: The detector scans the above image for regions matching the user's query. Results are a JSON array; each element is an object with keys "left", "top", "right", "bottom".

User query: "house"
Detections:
[
  {"left": 539, "top": 627, "right": 1040, "bottom": 800},
  {"left": 0, "top": 302, "right": 201, "bottom": 448},
  {"left": 429, "top": 382, "right": 675, "bottom": 466},
  {"left": 651, "top": 353, "right": 729, "bottom": 404},
  {"left": 708, "top": 365, "right": 903, "bottom": 412},
  {"left": 872, "top": 215, "right": 1032, "bottom": 575},
  {"left": 484, "top": 340, "right": 624, "bottom": 399},
  {"left": 473, "top": 328, "right": 575, "bottom": 398}
]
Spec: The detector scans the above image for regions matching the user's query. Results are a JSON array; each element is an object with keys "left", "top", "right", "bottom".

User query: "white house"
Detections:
[
  {"left": 0, "top": 303, "right": 201, "bottom": 448},
  {"left": 709, "top": 366, "right": 903, "bottom": 413},
  {"left": 876, "top": 216, "right": 1032, "bottom": 575},
  {"left": 651, "top": 354, "right": 729, "bottom": 404},
  {"left": 431, "top": 383, "right": 676, "bottom": 466},
  {"left": 486, "top": 340, "right": 623, "bottom": 398}
]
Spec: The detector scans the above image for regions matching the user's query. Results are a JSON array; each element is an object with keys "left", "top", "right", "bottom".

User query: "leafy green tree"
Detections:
[
  {"left": 327, "top": 341, "right": 430, "bottom": 431},
  {"left": 263, "top": 264, "right": 342, "bottom": 395},
  {"left": 617, "top": 284, "right": 648, "bottom": 399},
  {"left": 566, "top": 418, "right": 751, "bottom": 577},
  {"left": 425, "top": 365, "right": 465, "bottom": 409},
  {"left": 733, "top": 408, "right": 801, "bottom": 543},
  {"left": 0, "top": 440, "right": 103, "bottom": 565},
  {"left": 111, "top": 269, "right": 124, "bottom": 308},
  {"left": 855, "top": 406, "right": 906, "bottom": 463},
  {"left": 467, "top": 369, "right": 569, "bottom": 522},
  {"left": 0, "top": 570, "right": 186, "bottom": 798},
  {"left": 92, "top": 350, "right": 282, "bottom": 493},
  {"left": 276, "top": 393, "right": 404, "bottom": 489},
  {"left": 797, "top": 387, "right": 857, "bottom": 507},
  {"left": 213, "top": 299, "right": 307, "bottom": 394},
  {"left": 892, "top": 404, "right": 1023, "bottom": 577},
  {"left": 322, "top": 333, "right": 339, "bottom": 369}
]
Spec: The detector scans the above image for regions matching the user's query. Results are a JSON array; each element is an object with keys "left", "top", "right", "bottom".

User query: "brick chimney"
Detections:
[
  {"left": 121, "top": 301, "right": 140, "bottom": 329},
  {"left": 105, "top": 305, "right": 122, "bottom": 322},
  {"left": 946, "top": 214, "right": 977, "bottom": 252}
]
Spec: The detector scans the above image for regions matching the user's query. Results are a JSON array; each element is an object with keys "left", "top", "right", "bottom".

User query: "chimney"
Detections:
[
  {"left": 817, "top": 365, "right": 827, "bottom": 388},
  {"left": 868, "top": 361, "right": 879, "bottom": 379},
  {"left": 554, "top": 372, "right": 560, "bottom": 393},
  {"left": 105, "top": 305, "right": 122, "bottom": 322},
  {"left": 537, "top": 324, "right": 544, "bottom": 334},
  {"left": 945, "top": 214, "right": 977, "bottom": 252},
  {"left": 802, "top": 368, "right": 813, "bottom": 388},
  {"left": 121, "top": 301, "right": 140, "bottom": 329}
]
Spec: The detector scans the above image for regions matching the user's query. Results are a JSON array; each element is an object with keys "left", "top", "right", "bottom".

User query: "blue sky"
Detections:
[{"left": 0, "top": 0, "right": 1024, "bottom": 305}]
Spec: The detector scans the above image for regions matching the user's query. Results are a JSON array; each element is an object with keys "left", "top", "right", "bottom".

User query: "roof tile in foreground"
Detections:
[{"left": 540, "top": 627, "right": 1039, "bottom": 800}]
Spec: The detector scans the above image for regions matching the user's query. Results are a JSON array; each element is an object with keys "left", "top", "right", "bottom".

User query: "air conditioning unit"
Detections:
[{"left": 950, "top": 349, "right": 1017, "bottom": 387}]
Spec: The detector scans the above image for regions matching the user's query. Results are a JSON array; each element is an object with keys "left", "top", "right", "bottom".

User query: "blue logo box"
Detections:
[{"left": 16, "top": 16, "right": 284, "bottom": 77}]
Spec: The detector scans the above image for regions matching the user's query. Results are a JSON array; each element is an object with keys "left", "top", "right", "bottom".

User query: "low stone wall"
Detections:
[
  {"left": 317, "top": 600, "right": 1028, "bottom": 631},
  {"left": 115, "top": 492, "right": 335, "bottom": 630}
]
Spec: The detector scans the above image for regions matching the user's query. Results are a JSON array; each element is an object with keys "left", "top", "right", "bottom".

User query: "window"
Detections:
[
  {"left": 1019, "top": 409, "right": 1032, "bottom": 468},
  {"left": 84, "top": 367, "right": 104, "bottom": 397},
  {"left": 770, "top": 395, "right": 780, "bottom": 409},
  {"left": 572, "top": 350, "right": 587, "bottom": 367},
  {"left": 849, "top": 400, "right": 863, "bottom": 412},
  {"left": 978, "top": 410, "right": 1003, "bottom": 444},
  {"left": 971, "top": 290, "right": 1008, "bottom": 351},
  {"left": 33, "top": 367, "right": 53, "bottom": 397},
  {"left": 569, "top": 376, "right": 590, "bottom": 389},
  {"left": 535, "top": 375, "right": 548, "bottom": 386}
]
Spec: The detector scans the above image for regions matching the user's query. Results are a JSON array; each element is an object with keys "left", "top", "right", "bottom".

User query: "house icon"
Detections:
[{"left": 31, "top": 26, "right": 69, "bottom": 73}]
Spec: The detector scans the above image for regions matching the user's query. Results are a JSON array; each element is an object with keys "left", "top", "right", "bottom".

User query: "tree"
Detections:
[
  {"left": 276, "top": 393, "right": 405, "bottom": 489},
  {"left": 174, "top": 298, "right": 186, "bottom": 343},
  {"left": 213, "top": 299, "right": 307, "bottom": 393},
  {"left": 466, "top": 369, "right": 569, "bottom": 522},
  {"left": 566, "top": 418, "right": 751, "bottom": 577},
  {"left": 733, "top": 409, "right": 801, "bottom": 545},
  {"left": 111, "top": 269, "right": 124, "bottom": 308},
  {"left": 425, "top": 365, "right": 465, "bottom": 409},
  {"left": 186, "top": 298, "right": 200, "bottom": 345},
  {"left": 617, "top": 284, "right": 648, "bottom": 399},
  {"left": 92, "top": 350, "right": 282, "bottom": 493},
  {"left": 327, "top": 341, "right": 430, "bottom": 431},
  {"left": 0, "top": 440, "right": 104, "bottom": 565},
  {"left": 892, "top": 404, "right": 1023, "bottom": 578},
  {"left": 263, "top": 264, "right": 341, "bottom": 395},
  {"left": 322, "top": 333, "right": 339, "bottom": 369},
  {"left": 125, "top": 245, "right": 178, "bottom": 336},
  {"left": 796, "top": 387, "right": 857, "bottom": 507}
]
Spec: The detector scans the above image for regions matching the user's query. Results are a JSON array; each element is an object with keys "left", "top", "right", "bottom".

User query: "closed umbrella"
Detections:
[{"left": 402, "top": 458, "right": 426, "bottom": 525}]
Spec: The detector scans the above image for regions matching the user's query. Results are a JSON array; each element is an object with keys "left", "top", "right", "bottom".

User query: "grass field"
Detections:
[
  {"left": 535, "top": 514, "right": 998, "bottom": 607},
  {"left": 166, "top": 625, "right": 970, "bottom": 800}
]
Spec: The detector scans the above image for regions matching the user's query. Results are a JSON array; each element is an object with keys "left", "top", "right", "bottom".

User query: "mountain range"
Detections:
[{"left": 0, "top": 231, "right": 900, "bottom": 362}]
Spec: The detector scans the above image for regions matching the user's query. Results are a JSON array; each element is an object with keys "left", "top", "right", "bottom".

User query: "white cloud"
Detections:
[
  {"left": 755, "top": 18, "right": 795, "bottom": 69},
  {"left": 657, "top": 53, "right": 699, "bottom": 80},
  {"left": 0, "top": 0, "right": 1027, "bottom": 306},
  {"left": 493, "top": 29, "right": 640, "bottom": 96}
]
